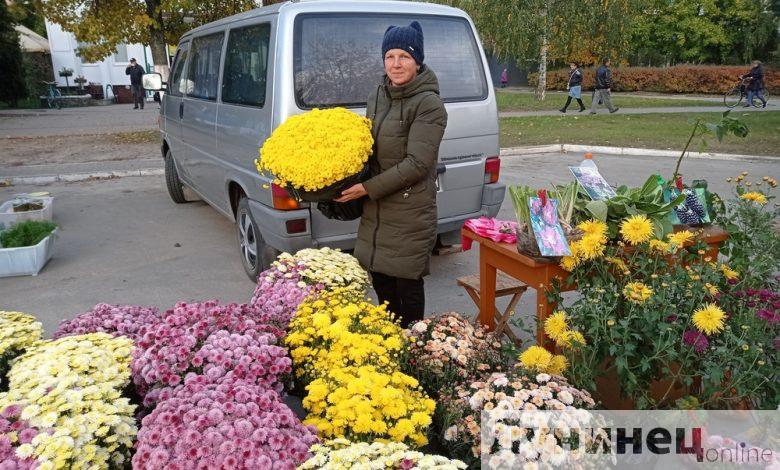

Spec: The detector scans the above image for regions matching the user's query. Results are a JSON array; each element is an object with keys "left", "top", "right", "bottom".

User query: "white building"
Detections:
[{"left": 45, "top": 20, "right": 156, "bottom": 94}]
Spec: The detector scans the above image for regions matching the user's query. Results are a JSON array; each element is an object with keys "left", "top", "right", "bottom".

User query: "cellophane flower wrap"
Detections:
[
  {"left": 286, "top": 288, "right": 404, "bottom": 386},
  {"left": 436, "top": 366, "right": 596, "bottom": 467},
  {"left": 0, "top": 333, "right": 137, "bottom": 469},
  {"left": 257, "top": 108, "right": 373, "bottom": 191},
  {"left": 131, "top": 301, "right": 289, "bottom": 407},
  {"left": 52, "top": 303, "right": 159, "bottom": 342},
  {"left": 302, "top": 365, "right": 436, "bottom": 448},
  {"left": 299, "top": 438, "right": 467, "bottom": 470},
  {"left": 0, "top": 312, "right": 43, "bottom": 385},
  {"left": 0, "top": 404, "right": 46, "bottom": 469},
  {"left": 404, "top": 313, "right": 505, "bottom": 396},
  {"left": 133, "top": 375, "right": 318, "bottom": 470},
  {"left": 250, "top": 248, "right": 368, "bottom": 330}
]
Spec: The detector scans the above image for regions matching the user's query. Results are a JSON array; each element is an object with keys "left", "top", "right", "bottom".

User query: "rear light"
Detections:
[
  {"left": 285, "top": 219, "right": 307, "bottom": 234},
  {"left": 271, "top": 183, "right": 300, "bottom": 210},
  {"left": 484, "top": 156, "right": 501, "bottom": 184}
]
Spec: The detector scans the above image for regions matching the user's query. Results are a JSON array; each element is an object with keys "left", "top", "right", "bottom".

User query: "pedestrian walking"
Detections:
[
  {"left": 335, "top": 21, "right": 448, "bottom": 326},
  {"left": 125, "top": 58, "right": 146, "bottom": 110},
  {"left": 740, "top": 60, "right": 767, "bottom": 108},
  {"left": 500, "top": 68, "right": 508, "bottom": 88},
  {"left": 590, "top": 58, "right": 619, "bottom": 114},
  {"left": 560, "top": 62, "right": 585, "bottom": 113}
]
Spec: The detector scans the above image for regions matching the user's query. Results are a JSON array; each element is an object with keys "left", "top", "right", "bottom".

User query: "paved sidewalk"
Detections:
[
  {"left": 0, "top": 158, "right": 162, "bottom": 179},
  {"left": 0, "top": 105, "right": 159, "bottom": 137},
  {"left": 500, "top": 105, "right": 773, "bottom": 118}
]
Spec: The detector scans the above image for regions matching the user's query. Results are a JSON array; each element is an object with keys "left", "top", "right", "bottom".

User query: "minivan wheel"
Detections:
[
  {"left": 236, "top": 197, "right": 279, "bottom": 281},
  {"left": 165, "top": 150, "right": 187, "bottom": 204}
]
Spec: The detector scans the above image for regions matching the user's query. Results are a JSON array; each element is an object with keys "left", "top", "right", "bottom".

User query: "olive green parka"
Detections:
[{"left": 354, "top": 66, "right": 448, "bottom": 280}]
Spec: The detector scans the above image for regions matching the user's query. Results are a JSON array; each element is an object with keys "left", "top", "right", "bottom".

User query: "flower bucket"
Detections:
[
  {"left": 0, "top": 229, "right": 58, "bottom": 277},
  {"left": 0, "top": 196, "right": 53, "bottom": 231},
  {"left": 515, "top": 223, "right": 583, "bottom": 260}
]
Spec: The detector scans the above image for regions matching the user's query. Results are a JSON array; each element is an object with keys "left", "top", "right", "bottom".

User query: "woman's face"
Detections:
[
  {"left": 385, "top": 49, "right": 419, "bottom": 86},
  {"left": 570, "top": 63, "right": 576, "bottom": 69}
]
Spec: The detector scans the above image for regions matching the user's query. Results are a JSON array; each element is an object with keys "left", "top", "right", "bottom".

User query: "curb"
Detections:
[
  {"left": 500, "top": 144, "right": 777, "bottom": 162},
  {"left": 2, "top": 168, "right": 164, "bottom": 186}
]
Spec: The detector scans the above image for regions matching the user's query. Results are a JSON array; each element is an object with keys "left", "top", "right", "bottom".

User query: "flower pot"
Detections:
[
  {"left": 0, "top": 229, "right": 58, "bottom": 277},
  {"left": 593, "top": 357, "right": 691, "bottom": 409},
  {"left": 0, "top": 196, "right": 53, "bottom": 231},
  {"left": 285, "top": 164, "right": 369, "bottom": 203}
]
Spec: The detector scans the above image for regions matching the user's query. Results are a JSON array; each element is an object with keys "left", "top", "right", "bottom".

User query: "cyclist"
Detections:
[{"left": 740, "top": 60, "right": 767, "bottom": 108}]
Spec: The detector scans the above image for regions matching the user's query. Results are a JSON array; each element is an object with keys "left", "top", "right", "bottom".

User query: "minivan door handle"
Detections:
[
  {"left": 179, "top": 101, "right": 184, "bottom": 119},
  {"left": 436, "top": 163, "right": 446, "bottom": 175}
]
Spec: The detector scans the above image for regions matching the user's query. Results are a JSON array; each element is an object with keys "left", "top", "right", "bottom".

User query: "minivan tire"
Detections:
[
  {"left": 236, "top": 196, "right": 279, "bottom": 281},
  {"left": 165, "top": 150, "right": 187, "bottom": 204}
]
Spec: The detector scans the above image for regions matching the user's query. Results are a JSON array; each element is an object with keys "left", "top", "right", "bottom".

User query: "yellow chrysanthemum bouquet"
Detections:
[
  {"left": 257, "top": 107, "right": 373, "bottom": 202},
  {"left": 0, "top": 311, "right": 43, "bottom": 383}
]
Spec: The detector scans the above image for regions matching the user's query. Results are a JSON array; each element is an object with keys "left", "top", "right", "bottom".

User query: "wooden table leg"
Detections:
[{"left": 479, "top": 245, "right": 498, "bottom": 331}]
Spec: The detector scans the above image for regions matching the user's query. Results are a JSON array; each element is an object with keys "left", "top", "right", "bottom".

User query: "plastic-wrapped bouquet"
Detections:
[
  {"left": 299, "top": 438, "right": 467, "bottom": 470},
  {"left": 52, "top": 303, "right": 159, "bottom": 341},
  {"left": 437, "top": 366, "right": 596, "bottom": 467},
  {"left": 0, "top": 404, "right": 46, "bottom": 469},
  {"left": 131, "top": 301, "right": 290, "bottom": 407},
  {"left": 133, "top": 375, "right": 318, "bottom": 470},
  {"left": 286, "top": 288, "right": 404, "bottom": 385},
  {"left": 0, "top": 311, "right": 42, "bottom": 384},
  {"left": 0, "top": 333, "right": 137, "bottom": 469},
  {"left": 404, "top": 313, "right": 504, "bottom": 396},
  {"left": 302, "top": 365, "right": 436, "bottom": 448}
]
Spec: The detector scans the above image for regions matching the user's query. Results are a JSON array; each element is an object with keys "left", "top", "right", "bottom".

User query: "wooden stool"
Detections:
[{"left": 457, "top": 273, "right": 527, "bottom": 346}]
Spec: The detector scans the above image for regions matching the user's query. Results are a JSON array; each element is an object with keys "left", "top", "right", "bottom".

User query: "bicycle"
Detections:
[
  {"left": 723, "top": 77, "right": 768, "bottom": 108},
  {"left": 42, "top": 81, "right": 62, "bottom": 109}
]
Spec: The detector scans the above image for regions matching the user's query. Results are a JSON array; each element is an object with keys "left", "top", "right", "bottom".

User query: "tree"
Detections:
[
  {"left": 8, "top": 0, "right": 46, "bottom": 38},
  {"left": 433, "top": 0, "right": 639, "bottom": 100},
  {"left": 0, "top": 0, "right": 27, "bottom": 106},
  {"left": 41, "top": 0, "right": 257, "bottom": 76}
]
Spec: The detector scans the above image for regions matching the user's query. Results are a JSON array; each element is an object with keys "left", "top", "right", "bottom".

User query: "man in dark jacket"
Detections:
[
  {"left": 590, "top": 59, "right": 619, "bottom": 114},
  {"left": 125, "top": 58, "right": 146, "bottom": 109},
  {"left": 336, "top": 21, "right": 448, "bottom": 326},
  {"left": 740, "top": 60, "right": 767, "bottom": 108}
]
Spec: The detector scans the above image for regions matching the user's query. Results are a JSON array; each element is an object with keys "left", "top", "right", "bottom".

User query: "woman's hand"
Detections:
[{"left": 334, "top": 184, "right": 367, "bottom": 203}]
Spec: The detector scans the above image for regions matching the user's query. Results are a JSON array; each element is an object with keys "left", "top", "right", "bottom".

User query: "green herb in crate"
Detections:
[{"left": 0, "top": 220, "right": 57, "bottom": 248}]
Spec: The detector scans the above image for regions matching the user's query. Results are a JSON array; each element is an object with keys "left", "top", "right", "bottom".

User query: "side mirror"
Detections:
[{"left": 142, "top": 73, "right": 164, "bottom": 91}]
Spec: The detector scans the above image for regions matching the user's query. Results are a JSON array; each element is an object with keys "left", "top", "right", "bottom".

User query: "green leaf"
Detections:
[{"left": 586, "top": 200, "right": 609, "bottom": 221}]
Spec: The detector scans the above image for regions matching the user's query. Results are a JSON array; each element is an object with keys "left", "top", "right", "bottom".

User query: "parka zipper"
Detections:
[{"left": 369, "top": 87, "right": 393, "bottom": 271}]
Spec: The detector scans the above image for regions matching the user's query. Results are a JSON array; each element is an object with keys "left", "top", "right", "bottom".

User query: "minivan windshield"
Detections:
[{"left": 293, "top": 13, "right": 488, "bottom": 108}]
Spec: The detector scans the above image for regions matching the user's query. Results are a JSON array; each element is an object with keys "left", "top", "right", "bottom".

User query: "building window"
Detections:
[{"left": 113, "top": 44, "right": 129, "bottom": 63}]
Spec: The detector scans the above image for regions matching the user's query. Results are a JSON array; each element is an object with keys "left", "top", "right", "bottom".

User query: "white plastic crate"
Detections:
[
  {"left": 0, "top": 197, "right": 54, "bottom": 231},
  {"left": 0, "top": 229, "right": 58, "bottom": 277}
]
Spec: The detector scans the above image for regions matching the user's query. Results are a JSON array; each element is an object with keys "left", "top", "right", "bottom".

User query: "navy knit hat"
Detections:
[{"left": 382, "top": 21, "right": 424, "bottom": 65}]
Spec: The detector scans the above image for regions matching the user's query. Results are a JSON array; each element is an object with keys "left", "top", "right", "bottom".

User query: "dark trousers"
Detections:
[
  {"left": 371, "top": 271, "right": 425, "bottom": 327},
  {"left": 131, "top": 84, "right": 144, "bottom": 109}
]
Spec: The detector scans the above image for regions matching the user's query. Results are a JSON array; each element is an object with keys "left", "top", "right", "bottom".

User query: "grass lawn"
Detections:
[
  {"left": 499, "top": 111, "right": 780, "bottom": 156},
  {"left": 497, "top": 90, "right": 721, "bottom": 112}
]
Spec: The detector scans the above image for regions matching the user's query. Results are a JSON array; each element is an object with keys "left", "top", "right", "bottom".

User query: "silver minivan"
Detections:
[{"left": 148, "top": 0, "right": 504, "bottom": 280}]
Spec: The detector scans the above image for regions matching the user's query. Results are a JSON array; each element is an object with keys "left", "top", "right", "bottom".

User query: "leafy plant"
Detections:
[
  {"left": 549, "top": 181, "right": 579, "bottom": 228},
  {"left": 574, "top": 175, "right": 683, "bottom": 239},
  {"left": 0, "top": 220, "right": 57, "bottom": 248},
  {"left": 508, "top": 184, "right": 536, "bottom": 236}
]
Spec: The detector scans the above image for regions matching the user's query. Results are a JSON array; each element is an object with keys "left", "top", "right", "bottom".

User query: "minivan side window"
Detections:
[
  {"left": 186, "top": 33, "right": 225, "bottom": 101},
  {"left": 293, "top": 14, "right": 488, "bottom": 108},
  {"left": 222, "top": 23, "right": 271, "bottom": 107},
  {"left": 168, "top": 45, "right": 189, "bottom": 97}
]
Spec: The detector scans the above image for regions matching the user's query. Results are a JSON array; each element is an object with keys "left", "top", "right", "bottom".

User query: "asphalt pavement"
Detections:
[{"left": 1, "top": 150, "right": 777, "bottom": 339}]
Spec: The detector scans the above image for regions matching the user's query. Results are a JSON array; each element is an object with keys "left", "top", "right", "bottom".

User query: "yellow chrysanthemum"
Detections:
[
  {"left": 544, "top": 311, "right": 568, "bottom": 342},
  {"left": 577, "top": 233, "right": 607, "bottom": 260},
  {"left": 519, "top": 346, "right": 552, "bottom": 372},
  {"left": 558, "top": 330, "right": 586, "bottom": 348},
  {"left": 258, "top": 108, "right": 373, "bottom": 191},
  {"left": 648, "top": 239, "right": 671, "bottom": 254},
  {"left": 605, "top": 256, "right": 628, "bottom": 271},
  {"left": 739, "top": 192, "right": 768, "bottom": 205},
  {"left": 719, "top": 264, "right": 739, "bottom": 280},
  {"left": 577, "top": 219, "right": 608, "bottom": 239},
  {"left": 620, "top": 215, "right": 654, "bottom": 245},
  {"left": 548, "top": 355, "right": 568, "bottom": 375},
  {"left": 560, "top": 255, "right": 579, "bottom": 272},
  {"left": 705, "top": 283, "right": 719, "bottom": 296},
  {"left": 692, "top": 303, "right": 726, "bottom": 335},
  {"left": 668, "top": 230, "right": 695, "bottom": 247},
  {"left": 622, "top": 282, "right": 653, "bottom": 304}
]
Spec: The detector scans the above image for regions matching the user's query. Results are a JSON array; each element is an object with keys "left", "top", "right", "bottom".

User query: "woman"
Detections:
[
  {"left": 740, "top": 60, "right": 767, "bottom": 108},
  {"left": 500, "top": 68, "right": 508, "bottom": 88},
  {"left": 336, "top": 21, "right": 448, "bottom": 326},
  {"left": 560, "top": 62, "right": 585, "bottom": 113}
]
